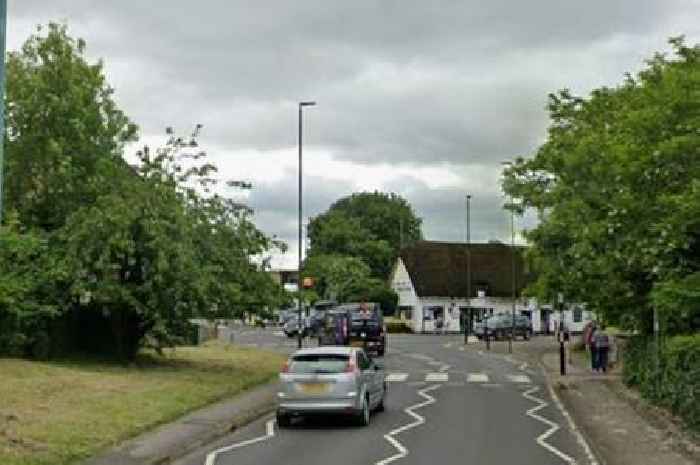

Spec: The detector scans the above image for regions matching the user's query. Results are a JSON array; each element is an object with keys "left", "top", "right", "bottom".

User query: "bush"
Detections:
[
  {"left": 624, "top": 334, "right": 700, "bottom": 430},
  {"left": 386, "top": 321, "right": 413, "bottom": 334}
]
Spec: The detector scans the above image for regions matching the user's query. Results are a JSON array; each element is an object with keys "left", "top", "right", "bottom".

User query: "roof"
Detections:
[{"left": 398, "top": 241, "right": 532, "bottom": 298}]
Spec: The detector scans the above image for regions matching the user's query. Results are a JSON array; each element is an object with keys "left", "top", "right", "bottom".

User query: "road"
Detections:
[{"left": 174, "top": 332, "right": 593, "bottom": 465}]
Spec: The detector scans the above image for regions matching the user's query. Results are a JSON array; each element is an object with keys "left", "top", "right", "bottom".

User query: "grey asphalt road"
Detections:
[{"left": 174, "top": 333, "right": 592, "bottom": 465}]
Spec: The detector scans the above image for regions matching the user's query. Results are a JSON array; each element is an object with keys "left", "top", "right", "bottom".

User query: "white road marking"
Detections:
[
  {"left": 386, "top": 372, "right": 409, "bottom": 382},
  {"left": 545, "top": 374, "right": 599, "bottom": 465},
  {"left": 507, "top": 374, "right": 532, "bottom": 384},
  {"left": 458, "top": 346, "right": 465, "bottom": 351},
  {"left": 443, "top": 342, "right": 453, "bottom": 348},
  {"left": 427, "top": 360, "right": 442, "bottom": 366},
  {"left": 522, "top": 386, "right": 576, "bottom": 464},
  {"left": 425, "top": 372, "right": 449, "bottom": 382},
  {"left": 204, "top": 419, "right": 275, "bottom": 465},
  {"left": 519, "top": 362, "right": 529, "bottom": 371},
  {"left": 376, "top": 384, "right": 441, "bottom": 465},
  {"left": 272, "top": 331, "right": 284, "bottom": 337},
  {"left": 438, "top": 364, "right": 451, "bottom": 372},
  {"left": 467, "top": 373, "right": 489, "bottom": 383}
]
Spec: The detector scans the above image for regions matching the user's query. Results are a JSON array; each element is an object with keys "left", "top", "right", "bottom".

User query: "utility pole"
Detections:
[
  {"left": 464, "top": 194, "right": 471, "bottom": 345},
  {"left": 0, "top": 0, "right": 7, "bottom": 224}
]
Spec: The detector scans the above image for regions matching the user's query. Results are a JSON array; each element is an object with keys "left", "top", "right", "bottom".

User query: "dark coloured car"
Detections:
[
  {"left": 474, "top": 313, "right": 532, "bottom": 340},
  {"left": 347, "top": 303, "right": 386, "bottom": 356}
]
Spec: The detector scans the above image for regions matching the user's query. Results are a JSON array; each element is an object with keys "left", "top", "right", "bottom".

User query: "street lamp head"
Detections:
[
  {"left": 466, "top": 194, "right": 472, "bottom": 200},
  {"left": 299, "top": 101, "right": 316, "bottom": 107}
]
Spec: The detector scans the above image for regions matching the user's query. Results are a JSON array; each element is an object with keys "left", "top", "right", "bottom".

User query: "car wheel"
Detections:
[
  {"left": 276, "top": 411, "right": 290, "bottom": 428},
  {"left": 377, "top": 347, "right": 385, "bottom": 357},
  {"left": 357, "top": 396, "right": 370, "bottom": 426},
  {"left": 375, "top": 389, "right": 386, "bottom": 412}
]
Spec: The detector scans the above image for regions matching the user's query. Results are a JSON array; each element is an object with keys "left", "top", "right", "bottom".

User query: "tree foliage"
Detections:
[
  {"left": 4, "top": 23, "right": 138, "bottom": 231},
  {"left": 502, "top": 38, "right": 700, "bottom": 333},
  {"left": 308, "top": 192, "right": 422, "bottom": 279},
  {"left": 0, "top": 24, "right": 286, "bottom": 359}
]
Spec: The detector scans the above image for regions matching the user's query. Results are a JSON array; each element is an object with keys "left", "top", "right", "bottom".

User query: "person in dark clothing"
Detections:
[
  {"left": 584, "top": 321, "right": 598, "bottom": 372},
  {"left": 594, "top": 324, "right": 611, "bottom": 373}
]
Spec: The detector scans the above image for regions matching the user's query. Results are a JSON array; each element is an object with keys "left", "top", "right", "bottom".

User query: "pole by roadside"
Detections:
[{"left": 0, "top": 0, "right": 7, "bottom": 224}]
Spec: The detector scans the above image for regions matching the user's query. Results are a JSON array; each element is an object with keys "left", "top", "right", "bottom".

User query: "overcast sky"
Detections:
[{"left": 8, "top": 1, "right": 700, "bottom": 268}]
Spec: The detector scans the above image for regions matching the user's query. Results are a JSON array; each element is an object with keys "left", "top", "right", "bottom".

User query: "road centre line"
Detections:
[
  {"left": 203, "top": 419, "right": 275, "bottom": 465},
  {"left": 376, "top": 384, "right": 441, "bottom": 465}
]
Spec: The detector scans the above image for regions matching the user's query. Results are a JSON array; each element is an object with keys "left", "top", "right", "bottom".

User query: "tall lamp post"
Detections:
[
  {"left": 502, "top": 161, "right": 516, "bottom": 354},
  {"left": 297, "top": 101, "right": 316, "bottom": 349},
  {"left": 0, "top": 0, "right": 7, "bottom": 224},
  {"left": 464, "top": 194, "right": 472, "bottom": 345}
]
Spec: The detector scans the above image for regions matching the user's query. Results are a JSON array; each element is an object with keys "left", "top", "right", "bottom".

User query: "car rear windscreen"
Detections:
[{"left": 289, "top": 354, "right": 349, "bottom": 374}]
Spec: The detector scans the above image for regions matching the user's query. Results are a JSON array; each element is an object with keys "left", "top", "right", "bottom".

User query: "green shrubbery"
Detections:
[{"left": 624, "top": 334, "right": 700, "bottom": 430}]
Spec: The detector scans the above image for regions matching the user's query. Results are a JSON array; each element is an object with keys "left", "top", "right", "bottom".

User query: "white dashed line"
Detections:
[
  {"left": 386, "top": 373, "right": 409, "bottom": 382},
  {"left": 204, "top": 419, "right": 275, "bottom": 465},
  {"left": 425, "top": 372, "right": 449, "bottom": 382},
  {"left": 467, "top": 373, "right": 489, "bottom": 383},
  {"left": 507, "top": 374, "right": 532, "bottom": 384},
  {"left": 376, "top": 384, "right": 441, "bottom": 465}
]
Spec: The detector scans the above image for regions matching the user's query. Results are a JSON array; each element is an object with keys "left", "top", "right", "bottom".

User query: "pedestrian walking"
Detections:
[
  {"left": 584, "top": 321, "right": 598, "bottom": 372},
  {"left": 594, "top": 324, "right": 611, "bottom": 373}
]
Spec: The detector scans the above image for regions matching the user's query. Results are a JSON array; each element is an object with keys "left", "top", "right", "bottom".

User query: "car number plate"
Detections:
[
  {"left": 298, "top": 382, "right": 329, "bottom": 394},
  {"left": 350, "top": 341, "right": 365, "bottom": 347}
]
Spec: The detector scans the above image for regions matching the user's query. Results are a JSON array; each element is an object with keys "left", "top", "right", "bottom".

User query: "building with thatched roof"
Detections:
[{"left": 390, "top": 241, "right": 591, "bottom": 334}]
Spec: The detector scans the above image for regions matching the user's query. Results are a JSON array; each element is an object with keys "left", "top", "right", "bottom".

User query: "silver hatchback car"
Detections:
[{"left": 276, "top": 346, "right": 386, "bottom": 427}]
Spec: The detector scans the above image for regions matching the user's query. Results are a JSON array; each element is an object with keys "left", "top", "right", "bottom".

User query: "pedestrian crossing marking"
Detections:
[
  {"left": 425, "top": 372, "right": 449, "bottom": 382},
  {"left": 467, "top": 373, "right": 489, "bottom": 383},
  {"left": 507, "top": 374, "right": 531, "bottom": 384},
  {"left": 386, "top": 373, "right": 409, "bottom": 382}
]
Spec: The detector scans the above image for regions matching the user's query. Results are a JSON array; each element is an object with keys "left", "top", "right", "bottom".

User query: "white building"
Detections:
[{"left": 390, "top": 241, "right": 592, "bottom": 334}]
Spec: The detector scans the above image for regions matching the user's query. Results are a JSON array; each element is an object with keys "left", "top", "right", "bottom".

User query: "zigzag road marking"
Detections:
[
  {"left": 204, "top": 419, "right": 275, "bottom": 465},
  {"left": 375, "top": 384, "right": 441, "bottom": 465},
  {"left": 522, "top": 386, "right": 576, "bottom": 464}
]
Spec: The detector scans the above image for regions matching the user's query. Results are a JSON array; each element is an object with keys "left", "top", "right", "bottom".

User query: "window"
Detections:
[
  {"left": 573, "top": 307, "right": 583, "bottom": 323},
  {"left": 289, "top": 354, "right": 349, "bottom": 374}
]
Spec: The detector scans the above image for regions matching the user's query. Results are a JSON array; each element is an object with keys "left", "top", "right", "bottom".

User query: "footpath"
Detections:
[{"left": 477, "top": 336, "right": 699, "bottom": 465}]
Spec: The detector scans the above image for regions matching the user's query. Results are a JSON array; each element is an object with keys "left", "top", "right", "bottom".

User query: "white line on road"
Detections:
[
  {"left": 507, "top": 374, "right": 532, "bottom": 384},
  {"left": 376, "top": 384, "right": 441, "bottom": 465},
  {"left": 467, "top": 373, "right": 489, "bottom": 383},
  {"left": 425, "top": 372, "right": 449, "bottom": 382},
  {"left": 545, "top": 374, "right": 599, "bottom": 465},
  {"left": 522, "top": 386, "right": 576, "bottom": 464},
  {"left": 204, "top": 419, "right": 275, "bottom": 465},
  {"left": 458, "top": 346, "right": 465, "bottom": 351},
  {"left": 386, "top": 372, "right": 409, "bottom": 382}
]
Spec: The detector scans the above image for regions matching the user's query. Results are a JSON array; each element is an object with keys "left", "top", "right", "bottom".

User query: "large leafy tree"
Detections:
[
  {"left": 4, "top": 23, "right": 138, "bottom": 230},
  {"left": 503, "top": 38, "right": 700, "bottom": 333},
  {"left": 308, "top": 192, "right": 422, "bottom": 279}
]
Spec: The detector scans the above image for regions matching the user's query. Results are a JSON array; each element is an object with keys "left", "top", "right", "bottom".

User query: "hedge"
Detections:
[
  {"left": 623, "top": 334, "right": 700, "bottom": 430},
  {"left": 386, "top": 321, "right": 413, "bottom": 334}
]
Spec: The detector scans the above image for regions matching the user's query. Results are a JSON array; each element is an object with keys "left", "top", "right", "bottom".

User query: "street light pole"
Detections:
[
  {"left": 0, "top": 0, "right": 7, "bottom": 224},
  {"left": 464, "top": 194, "right": 471, "bottom": 345},
  {"left": 297, "top": 101, "right": 316, "bottom": 349},
  {"left": 509, "top": 195, "right": 515, "bottom": 354}
]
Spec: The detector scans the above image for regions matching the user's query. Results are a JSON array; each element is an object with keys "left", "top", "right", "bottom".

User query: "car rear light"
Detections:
[{"left": 281, "top": 360, "right": 290, "bottom": 373}]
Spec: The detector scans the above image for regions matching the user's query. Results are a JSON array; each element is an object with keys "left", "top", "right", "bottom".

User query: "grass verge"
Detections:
[{"left": 0, "top": 342, "right": 285, "bottom": 465}]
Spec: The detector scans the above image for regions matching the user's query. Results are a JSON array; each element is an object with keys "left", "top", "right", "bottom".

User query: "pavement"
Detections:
[{"left": 84, "top": 329, "right": 699, "bottom": 465}]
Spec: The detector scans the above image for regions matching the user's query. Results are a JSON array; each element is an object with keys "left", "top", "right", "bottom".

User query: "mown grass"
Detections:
[{"left": 0, "top": 342, "right": 285, "bottom": 465}]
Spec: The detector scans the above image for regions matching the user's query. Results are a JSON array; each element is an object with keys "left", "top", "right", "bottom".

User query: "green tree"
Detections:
[
  {"left": 308, "top": 192, "right": 422, "bottom": 279},
  {"left": 503, "top": 38, "right": 700, "bottom": 333},
  {"left": 4, "top": 23, "right": 138, "bottom": 230}
]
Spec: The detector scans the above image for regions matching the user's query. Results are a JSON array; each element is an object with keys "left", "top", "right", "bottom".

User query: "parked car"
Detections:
[
  {"left": 474, "top": 313, "right": 532, "bottom": 340},
  {"left": 283, "top": 311, "right": 324, "bottom": 338},
  {"left": 276, "top": 346, "right": 386, "bottom": 427}
]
